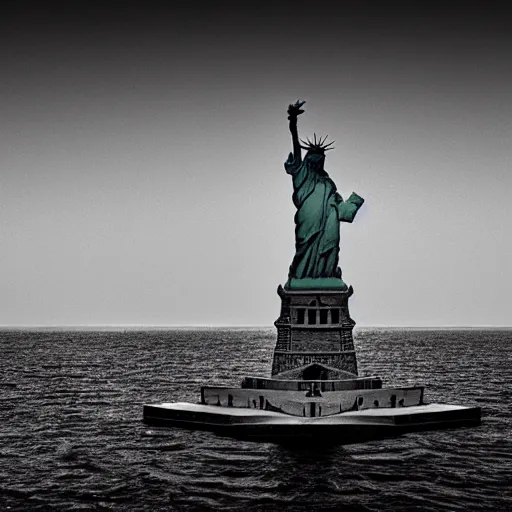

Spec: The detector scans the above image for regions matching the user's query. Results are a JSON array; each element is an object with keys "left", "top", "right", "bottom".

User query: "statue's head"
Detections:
[
  {"left": 304, "top": 151, "right": 325, "bottom": 171},
  {"left": 300, "top": 134, "right": 334, "bottom": 172}
]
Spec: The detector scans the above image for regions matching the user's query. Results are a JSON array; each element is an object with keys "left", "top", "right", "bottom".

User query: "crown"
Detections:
[{"left": 300, "top": 133, "right": 335, "bottom": 153}]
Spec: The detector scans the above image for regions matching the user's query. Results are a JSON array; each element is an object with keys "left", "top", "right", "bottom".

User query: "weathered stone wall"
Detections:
[
  {"left": 275, "top": 324, "right": 290, "bottom": 351},
  {"left": 241, "top": 376, "right": 382, "bottom": 391},
  {"left": 272, "top": 352, "right": 357, "bottom": 378},
  {"left": 271, "top": 285, "right": 359, "bottom": 378},
  {"left": 340, "top": 329, "right": 355, "bottom": 351},
  {"left": 290, "top": 329, "right": 341, "bottom": 351},
  {"left": 201, "top": 385, "right": 425, "bottom": 417}
]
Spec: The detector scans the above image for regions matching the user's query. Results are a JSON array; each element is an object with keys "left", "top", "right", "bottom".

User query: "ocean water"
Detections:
[{"left": 0, "top": 328, "right": 511, "bottom": 511}]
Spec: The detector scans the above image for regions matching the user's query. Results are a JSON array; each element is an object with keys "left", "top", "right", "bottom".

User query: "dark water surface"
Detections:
[{"left": 0, "top": 328, "right": 511, "bottom": 511}]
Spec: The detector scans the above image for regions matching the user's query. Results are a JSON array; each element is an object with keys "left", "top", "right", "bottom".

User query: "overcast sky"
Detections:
[{"left": 1, "top": 3, "right": 511, "bottom": 327}]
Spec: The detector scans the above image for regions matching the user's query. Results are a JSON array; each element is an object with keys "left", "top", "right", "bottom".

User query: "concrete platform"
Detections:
[{"left": 143, "top": 402, "right": 481, "bottom": 444}]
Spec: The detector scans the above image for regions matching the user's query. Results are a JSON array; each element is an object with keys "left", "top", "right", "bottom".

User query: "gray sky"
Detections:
[{"left": 1, "top": 3, "right": 511, "bottom": 326}]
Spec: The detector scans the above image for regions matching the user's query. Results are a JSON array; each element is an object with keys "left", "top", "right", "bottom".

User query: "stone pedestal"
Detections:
[
  {"left": 143, "top": 282, "right": 482, "bottom": 436},
  {"left": 271, "top": 284, "right": 358, "bottom": 379}
]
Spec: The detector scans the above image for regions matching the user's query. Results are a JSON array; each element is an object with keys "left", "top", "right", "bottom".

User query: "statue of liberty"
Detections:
[{"left": 285, "top": 100, "right": 364, "bottom": 290}]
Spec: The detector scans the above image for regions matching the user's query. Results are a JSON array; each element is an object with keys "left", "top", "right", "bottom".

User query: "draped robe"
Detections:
[{"left": 285, "top": 152, "right": 364, "bottom": 280}]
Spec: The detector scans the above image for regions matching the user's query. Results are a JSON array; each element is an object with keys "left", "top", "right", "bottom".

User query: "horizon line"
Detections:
[{"left": 0, "top": 324, "right": 511, "bottom": 330}]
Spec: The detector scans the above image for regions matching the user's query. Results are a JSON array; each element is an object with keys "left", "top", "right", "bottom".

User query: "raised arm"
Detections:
[{"left": 287, "top": 100, "right": 306, "bottom": 165}]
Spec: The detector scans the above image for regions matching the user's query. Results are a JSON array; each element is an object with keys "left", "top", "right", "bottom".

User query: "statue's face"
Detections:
[{"left": 306, "top": 152, "right": 325, "bottom": 171}]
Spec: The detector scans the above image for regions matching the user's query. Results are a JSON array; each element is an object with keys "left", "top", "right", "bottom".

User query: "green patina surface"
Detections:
[
  {"left": 284, "top": 100, "right": 364, "bottom": 286},
  {"left": 285, "top": 277, "right": 348, "bottom": 290}
]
